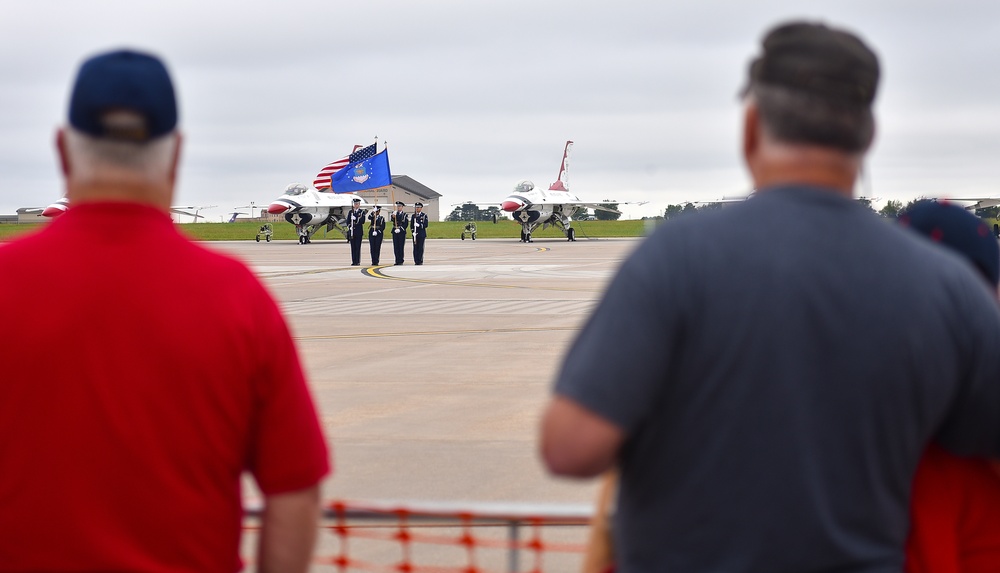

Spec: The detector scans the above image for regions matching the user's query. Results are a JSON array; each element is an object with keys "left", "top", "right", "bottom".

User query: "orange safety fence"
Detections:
[{"left": 243, "top": 499, "right": 594, "bottom": 573}]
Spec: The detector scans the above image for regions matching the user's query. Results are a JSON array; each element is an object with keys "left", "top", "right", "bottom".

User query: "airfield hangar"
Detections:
[{"left": 359, "top": 175, "right": 442, "bottom": 222}]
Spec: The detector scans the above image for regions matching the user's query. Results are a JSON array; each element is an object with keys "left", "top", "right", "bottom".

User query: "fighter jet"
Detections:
[
  {"left": 34, "top": 197, "right": 214, "bottom": 221},
  {"left": 266, "top": 183, "right": 368, "bottom": 244},
  {"left": 499, "top": 141, "right": 621, "bottom": 242},
  {"left": 929, "top": 195, "right": 1000, "bottom": 210}
]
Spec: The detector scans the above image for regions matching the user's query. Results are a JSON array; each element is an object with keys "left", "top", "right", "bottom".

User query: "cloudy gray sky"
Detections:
[{"left": 2, "top": 0, "right": 998, "bottom": 220}]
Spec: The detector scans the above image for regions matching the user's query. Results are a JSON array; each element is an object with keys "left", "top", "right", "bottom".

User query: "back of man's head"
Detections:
[
  {"left": 743, "top": 21, "right": 880, "bottom": 153},
  {"left": 60, "top": 49, "right": 180, "bottom": 191}
]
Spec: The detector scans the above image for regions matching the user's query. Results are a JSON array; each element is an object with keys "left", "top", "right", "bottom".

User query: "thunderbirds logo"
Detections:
[{"left": 352, "top": 163, "right": 370, "bottom": 184}]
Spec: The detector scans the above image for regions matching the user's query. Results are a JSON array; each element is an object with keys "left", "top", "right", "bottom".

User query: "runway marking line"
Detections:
[
  {"left": 261, "top": 267, "right": 355, "bottom": 278},
  {"left": 361, "top": 266, "right": 594, "bottom": 292},
  {"left": 295, "top": 326, "right": 579, "bottom": 341},
  {"left": 258, "top": 247, "right": 550, "bottom": 279}
]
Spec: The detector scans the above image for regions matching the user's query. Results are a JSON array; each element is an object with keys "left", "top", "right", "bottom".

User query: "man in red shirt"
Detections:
[{"left": 0, "top": 49, "right": 330, "bottom": 572}]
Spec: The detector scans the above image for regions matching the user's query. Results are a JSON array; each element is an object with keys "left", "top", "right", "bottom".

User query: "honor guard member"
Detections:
[
  {"left": 411, "top": 201, "right": 429, "bottom": 265},
  {"left": 391, "top": 200, "right": 409, "bottom": 265},
  {"left": 368, "top": 205, "right": 386, "bottom": 265},
  {"left": 347, "top": 197, "right": 365, "bottom": 266}
]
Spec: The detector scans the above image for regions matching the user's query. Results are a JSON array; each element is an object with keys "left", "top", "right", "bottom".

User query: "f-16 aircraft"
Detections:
[
  {"left": 930, "top": 195, "right": 1000, "bottom": 210},
  {"left": 499, "top": 141, "right": 621, "bottom": 242},
  {"left": 32, "top": 197, "right": 214, "bottom": 221},
  {"left": 266, "top": 183, "right": 369, "bottom": 244}
]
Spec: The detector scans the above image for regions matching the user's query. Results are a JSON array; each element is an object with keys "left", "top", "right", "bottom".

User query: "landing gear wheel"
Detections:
[
  {"left": 567, "top": 228, "right": 576, "bottom": 242},
  {"left": 266, "top": 235, "right": 271, "bottom": 242},
  {"left": 256, "top": 235, "right": 261, "bottom": 242},
  {"left": 298, "top": 236, "right": 305, "bottom": 244},
  {"left": 526, "top": 232, "right": 532, "bottom": 243},
  {"left": 461, "top": 233, "right": 465, "bottom": 240},
  {"left": 472, "top": 233, "right": 476, "bottom": 240}
]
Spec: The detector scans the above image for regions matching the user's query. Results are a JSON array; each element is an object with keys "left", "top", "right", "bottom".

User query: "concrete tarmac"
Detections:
[{"left": 210, "top": 236, "right": 641, "bottom": 505}]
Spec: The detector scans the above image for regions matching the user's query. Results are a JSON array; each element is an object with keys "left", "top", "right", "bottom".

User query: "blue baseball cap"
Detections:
[
  {"left": 68, "top": 49, "right": 177, "bottom": 141},
  {"left": 898, "top": 200, "right": 1000, "bottom": 287}
]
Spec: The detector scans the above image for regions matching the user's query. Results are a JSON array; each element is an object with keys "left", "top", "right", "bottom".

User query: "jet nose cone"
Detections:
[
  {"left": 267, "top": 202, "right": 288, "bottom": 214},
  {"left": 501, "top": 200, "right": 522, "bottom": 213},
  {"left": 42, "top": 206, "right": 66, "bottom": 218}
]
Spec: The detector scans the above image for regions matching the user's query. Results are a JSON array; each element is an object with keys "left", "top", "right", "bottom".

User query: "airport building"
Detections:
[
  {"left": 255, "top": 175, "right": 441, "bottom": 223},
  {"left": 359, "top": 175, "right": 442, "bottom": 221},
  {"left": 14, "top": 208, "right": 47, "bottom": 224}
]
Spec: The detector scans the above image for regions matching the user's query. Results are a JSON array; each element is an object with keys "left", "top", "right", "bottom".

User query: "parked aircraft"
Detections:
[
  {"left": 266, "top": 183, "right": 369, "bottom": 244},
  {"left": 931, "top": 196, "right": 1000, "bottom": 210},
  {"left": 694, "top": 189, "right": 878, "bottom": 207},
  {"left": 33, "top": 198, "right": 214, "bottom": 221},
  {"left": 498, "top": 141, "right": 622, "bottom": 242},
  {"left": 224, "top": 202, "right": 268, "bottom": 223}
]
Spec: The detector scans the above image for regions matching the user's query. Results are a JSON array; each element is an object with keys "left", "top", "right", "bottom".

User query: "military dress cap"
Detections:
[
  {"left": 395, "top": 201, "right": 405, "bottom": 206},
  {"left": 374, "top": 205, "right": 381, "bottom": 210},
  {"left": 352, "top": 198, "right": 361, "bottom": 203},
  {"left": 745, "top": 21, "right": 879, "bottom": 106},
  {"left": 415, "top": 202, "right": 424, "bottom": 207},
  {"left": 898, "top": 200, "right": 1000, "bottom": 287},
  {"left": 69, "top": 49, "right": 178, "bottom": 141}
]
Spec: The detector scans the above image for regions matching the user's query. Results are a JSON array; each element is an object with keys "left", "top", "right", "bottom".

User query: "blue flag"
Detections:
[{"left": 331, "top": 149, "right": 392, "bottom": 193}]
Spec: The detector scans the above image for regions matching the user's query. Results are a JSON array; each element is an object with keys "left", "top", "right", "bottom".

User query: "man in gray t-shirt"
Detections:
[{"left": 540, "top": 21, "right": 1000, "bottom": 573}]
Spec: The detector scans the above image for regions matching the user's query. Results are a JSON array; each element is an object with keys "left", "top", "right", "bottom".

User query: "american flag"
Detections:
[
  {"left": 349, "top": 143, "right": 378, "bottom": 163},
  {"left": 312, "top": 145, "right": 362, "bottom": 190}
]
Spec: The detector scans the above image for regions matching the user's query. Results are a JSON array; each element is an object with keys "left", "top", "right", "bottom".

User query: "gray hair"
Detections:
[
  {"left": 63, "top": 111, "right": 177, "bottom": 185},
  {"left": 747, "top": 83, "right": 874, "bottom": 153}
]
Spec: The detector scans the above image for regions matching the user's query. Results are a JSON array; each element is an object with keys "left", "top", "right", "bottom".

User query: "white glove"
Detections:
[{"left": 394, "top": 228, "right": 400, "bottom": 234}]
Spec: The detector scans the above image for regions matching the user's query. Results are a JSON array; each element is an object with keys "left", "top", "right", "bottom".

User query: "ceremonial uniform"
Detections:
[
  {"left": 346, "top": 201, "right": 365, "bottom": 266},
  {"left": 411, "top": 203, "right": 429, "bottom": 265},
  {"left": 368, "top": 207, "right": 386, "bottom": 265},
  {"left": 390, "top": 202, "right": 409, "bottom": 265}
]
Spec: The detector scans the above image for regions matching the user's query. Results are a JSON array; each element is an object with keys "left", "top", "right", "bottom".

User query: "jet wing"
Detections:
[
  {"left": 170, "top": 206, "right": 215, "bottom": 220},
  {"left": 933, "top": 197, "right": 1000, "bottom": 208},
  {"left": 549, "top": 201, "right": 625, "bottom": 214}
]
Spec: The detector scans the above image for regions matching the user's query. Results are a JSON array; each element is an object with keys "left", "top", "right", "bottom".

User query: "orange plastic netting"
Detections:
[{"left": 244, "top": 500, "right": 590, "bottom": 573}]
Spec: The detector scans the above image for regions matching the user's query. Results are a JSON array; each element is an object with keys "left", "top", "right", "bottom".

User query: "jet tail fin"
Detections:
[{"left": 548, "top": 140, "right": 573, "bottom": 191}]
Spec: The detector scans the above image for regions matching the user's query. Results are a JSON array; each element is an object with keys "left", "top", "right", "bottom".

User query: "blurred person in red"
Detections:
[
  {"left": 898, "top": 200, "right": 1000, "bottom": 573},
  {"left": 0, "top": 49, "right": 329, "bottom": 572}
]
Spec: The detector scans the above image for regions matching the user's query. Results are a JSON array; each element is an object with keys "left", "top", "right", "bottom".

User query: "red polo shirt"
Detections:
[{"left": 0, "top": 202, "right": 330, "bottom": 572}]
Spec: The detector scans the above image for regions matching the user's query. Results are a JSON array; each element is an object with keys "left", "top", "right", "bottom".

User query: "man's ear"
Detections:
[
  {"left": 168, "top": 132, "right": 183, "bottom": 186},
  {"left": 56, "top": 128, "right": 71, "bottom": 177},
  {"left": 742, "top": 102, "right": 759, "bottom": 164}
]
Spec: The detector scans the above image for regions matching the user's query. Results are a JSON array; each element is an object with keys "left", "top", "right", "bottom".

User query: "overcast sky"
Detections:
[{"left": 2, "top": 0, "right": 998, "bottom": 220}]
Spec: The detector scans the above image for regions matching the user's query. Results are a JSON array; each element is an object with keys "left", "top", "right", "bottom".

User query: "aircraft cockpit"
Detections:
[
  {"left": 514, "top": 180, "right": 535, "bottom": 194},
  {"left": 284, "top": 183, "right": 310, "bottom": 196}
]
